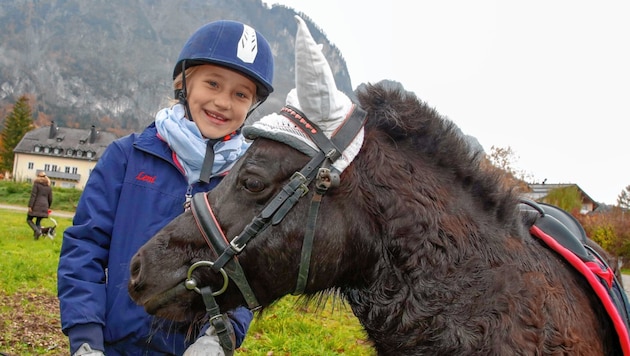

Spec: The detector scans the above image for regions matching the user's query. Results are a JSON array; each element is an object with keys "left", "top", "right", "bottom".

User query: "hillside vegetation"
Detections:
[{"left": 0, "top": 0, "right": 353, "bottom": 134}]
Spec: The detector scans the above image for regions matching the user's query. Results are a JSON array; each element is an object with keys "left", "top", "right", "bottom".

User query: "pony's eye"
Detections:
[{"left": 243, "top": 178, "right": 265, "bottom": 193}]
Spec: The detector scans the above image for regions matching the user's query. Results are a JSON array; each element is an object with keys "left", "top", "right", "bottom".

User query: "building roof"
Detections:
[{"left": 14, "top": 121, "right": 117, "bottom": 161}]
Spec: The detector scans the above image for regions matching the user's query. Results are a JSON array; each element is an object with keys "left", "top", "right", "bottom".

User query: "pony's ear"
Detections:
[
  {"left": 291, "top": 15, "right": 353, "bottom": 129},
  {"left": 243, "top": 16, "right": 365, "bottom": 174}
]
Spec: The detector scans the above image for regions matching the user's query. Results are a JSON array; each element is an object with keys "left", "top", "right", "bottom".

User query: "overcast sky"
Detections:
[{"left": 267, "top": 0, "right": 629, "bottom": 205}]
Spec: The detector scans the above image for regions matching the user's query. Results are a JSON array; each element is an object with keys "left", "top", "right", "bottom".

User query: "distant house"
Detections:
[
  {"left": 12, "top": 122, "right": 117, "bottom": 189},
  {"left": 524, "top": 183, "right": 599, "bottom": 214}
]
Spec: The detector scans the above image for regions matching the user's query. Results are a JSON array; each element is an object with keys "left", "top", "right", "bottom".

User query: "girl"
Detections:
[{"left": 58, "top": 20, "right": 274, "bottom": 356}]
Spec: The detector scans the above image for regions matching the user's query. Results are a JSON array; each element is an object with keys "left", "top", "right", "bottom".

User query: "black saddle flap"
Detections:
[{"left": 520, "top": 199, "right": 592, "bottom": 262}]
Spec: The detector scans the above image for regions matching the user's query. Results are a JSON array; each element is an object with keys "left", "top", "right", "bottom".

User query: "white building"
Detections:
[{"left": 12, "top": 122, "right": 117, "bottom": 189}]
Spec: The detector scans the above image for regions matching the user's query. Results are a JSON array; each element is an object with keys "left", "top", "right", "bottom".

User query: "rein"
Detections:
[{"left": 184, "top": 104, "right": 367, "bottom": 322}]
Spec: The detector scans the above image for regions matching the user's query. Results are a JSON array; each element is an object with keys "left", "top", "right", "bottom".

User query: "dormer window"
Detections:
[
  {"left": 44, "top": 146, "right": 51, "bottom": 154},
  {"left": 75, "top": 150, "right": 83, "bottom": 157},
  {"left": 66, "top": 149, "right": 74, "bottom": 156},
  {"left": 34, "top": 145, "right": 41, "bottom": 153},
  {"left": 53, "top": 147, "right": 63, "bottom": 155},
  {"left": 86, "top": 150, "right": 95, "bottom": 159}
]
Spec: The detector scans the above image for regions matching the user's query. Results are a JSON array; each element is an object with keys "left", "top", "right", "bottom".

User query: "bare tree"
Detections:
[
  {"left": 618, "top": 185, "right": 630, "bottom": 210},
  {"left": 487, "top": 145, "right": 534, "bottom": 183}
]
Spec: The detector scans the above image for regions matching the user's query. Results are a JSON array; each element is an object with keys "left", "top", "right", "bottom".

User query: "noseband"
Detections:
[{"left": 185, "top": 104, "right": 367, "bottom": 316}]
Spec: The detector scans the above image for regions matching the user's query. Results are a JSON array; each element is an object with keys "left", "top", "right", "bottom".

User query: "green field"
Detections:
[{"left": 0, "top": 207, "right": 374, "bottom": 355}]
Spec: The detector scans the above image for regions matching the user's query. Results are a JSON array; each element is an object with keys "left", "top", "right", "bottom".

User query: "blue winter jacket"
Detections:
[{"left": 57, "top": 123, "right": 252, "bottom": 355}]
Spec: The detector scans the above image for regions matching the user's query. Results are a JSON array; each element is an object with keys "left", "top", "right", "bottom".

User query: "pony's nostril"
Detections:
[
  {"left": 128, "top": 259, "right": 145, "bottom": 294},
  {"left": 130, "top": 256, "right": 142, "bottom": 279}
]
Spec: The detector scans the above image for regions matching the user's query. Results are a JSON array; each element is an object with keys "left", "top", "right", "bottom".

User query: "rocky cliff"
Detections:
[{"left": 0, "top": 0, "right": 353, "bottom": 133}]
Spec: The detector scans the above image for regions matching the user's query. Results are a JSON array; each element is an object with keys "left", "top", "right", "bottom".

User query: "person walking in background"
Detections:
[
  {"left": 27, "top": 171, "right": 53, "bottom": 240},
  {"left": 57, "top": 19, "right": 274, "bottom": 356}
]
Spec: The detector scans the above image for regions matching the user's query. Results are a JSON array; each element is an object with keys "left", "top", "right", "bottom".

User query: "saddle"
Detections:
[{"left": 520, "top": 199, "right": 630, "bottom": 354}]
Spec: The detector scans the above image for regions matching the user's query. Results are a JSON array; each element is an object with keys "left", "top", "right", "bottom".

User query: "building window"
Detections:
[
  {"left": 51, "top": 165, "right": 58, "bottom": 172},
  {"left": 44, "top": 164, "right": 50, "bottom": 171},
  {"left": 65, "top": 167, "right": 70, "bottom": 173},
  {"left": 28, "top": 162, "right": 34, "bottom": 169},
  {"left": 72, "top": 167, "right": 78, "bottom": 174}
]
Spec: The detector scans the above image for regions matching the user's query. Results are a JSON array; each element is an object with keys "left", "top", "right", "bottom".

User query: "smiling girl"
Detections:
[{"left": 57, "top": 20, "right": 274, "bottom": 356}]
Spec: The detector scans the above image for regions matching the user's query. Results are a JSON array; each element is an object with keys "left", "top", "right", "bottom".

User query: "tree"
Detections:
[
  {"left": 487, "top": 145, "right": 534, "bottom": 183},
  {"left": 0, "top": 95, "right": 34, "bottom": 173},
  {"left": 577, "top": 207, "right": 630, "bottom": 265},
  {"left": 544, "top": 185, "right": 582, "bottom": 214},
  {"left": 483, "top": 145, "right": 531, "bottom": 192},
  {"left": 488, "top": 146, "right": 516, "bottom": 174},
  {"left": 618, "top": 185, "right": 630, "bottom": 210}
]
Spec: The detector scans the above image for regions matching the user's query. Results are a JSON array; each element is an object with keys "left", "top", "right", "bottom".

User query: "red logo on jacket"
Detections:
[{"left": 136, "top": 172, "right": 156, "bottom": 184}]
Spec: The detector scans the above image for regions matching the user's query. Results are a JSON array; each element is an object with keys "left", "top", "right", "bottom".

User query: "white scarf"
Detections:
[{"left": 155, "top": 104, "right": 249, "bottom": 184}]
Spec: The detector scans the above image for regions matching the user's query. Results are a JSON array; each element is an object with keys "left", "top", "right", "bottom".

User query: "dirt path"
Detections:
[{"left": 0, "top": 203, "right": 74, "bottom": 218}]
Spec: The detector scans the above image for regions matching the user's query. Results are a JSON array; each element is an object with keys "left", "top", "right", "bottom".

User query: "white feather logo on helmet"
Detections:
[{"left": 237, "top": 25, "right": 258, "bottom": 64}]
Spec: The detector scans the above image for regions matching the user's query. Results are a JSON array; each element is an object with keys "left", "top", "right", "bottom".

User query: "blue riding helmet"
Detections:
[{"left": 174, "top": 20, "right": 275, "bottom": 101}]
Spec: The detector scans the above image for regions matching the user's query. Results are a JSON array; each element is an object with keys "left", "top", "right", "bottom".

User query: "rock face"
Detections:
[{"left": 0, "top": 0, "right": 353, "bottom": 133}]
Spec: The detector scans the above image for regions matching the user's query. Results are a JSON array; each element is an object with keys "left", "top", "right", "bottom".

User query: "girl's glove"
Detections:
[
  {"left": 183, "top": 325, "right": 227, "bottom": 356},
  {"left": 72, "top": 343, "right": 104, "bottom": 356}
]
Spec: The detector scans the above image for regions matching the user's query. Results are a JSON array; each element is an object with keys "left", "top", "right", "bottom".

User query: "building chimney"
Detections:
[
  {"left": 48, "top": 121, "right": 57, "bottom": 139},
  {"left": 89, "top": 125, "right": 98, "bottom": 144}
]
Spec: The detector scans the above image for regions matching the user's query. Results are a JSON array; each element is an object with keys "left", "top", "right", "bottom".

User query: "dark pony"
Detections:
[{"left": 129, "top": 81, "right": 625, "bottom": 355}]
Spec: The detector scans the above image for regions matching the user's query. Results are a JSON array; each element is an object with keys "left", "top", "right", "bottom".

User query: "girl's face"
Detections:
[{"left": 185, "top": 64, "right": 257, "bottom": 139}]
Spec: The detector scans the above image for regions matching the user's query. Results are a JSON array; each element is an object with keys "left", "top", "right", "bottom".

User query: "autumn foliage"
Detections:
[
  {"left": 576, "top": 208, "right": 630, "bottom": 265},
  {"left": 485, "top": 146, "right": 630, "bottom": 266}
]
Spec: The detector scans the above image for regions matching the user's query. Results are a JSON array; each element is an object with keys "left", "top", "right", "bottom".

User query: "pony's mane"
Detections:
[{"left": 355, "top": 80, "right": 521, "bottom": 223}]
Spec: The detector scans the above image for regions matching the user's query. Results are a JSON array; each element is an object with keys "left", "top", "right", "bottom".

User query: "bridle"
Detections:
[{"left": 180, "top": 104, "right": 366, "bottom": 353}]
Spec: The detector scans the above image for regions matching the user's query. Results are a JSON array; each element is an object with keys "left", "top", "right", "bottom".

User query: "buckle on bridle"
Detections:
[
  {"left": 290, "top": 171, "right": 310, "bottom": 197},
  {"left": 316, "top": 167, "right": 340, "bottom": 191},
  {"left": 230, "top": 238, "right": 245, "bottom": 254}
]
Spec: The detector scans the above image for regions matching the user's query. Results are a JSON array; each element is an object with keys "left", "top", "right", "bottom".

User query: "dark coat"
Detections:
[
  {"left": 28, "top": 176, "right": 53, "bottom": 217},
  {"left": 57, "top": 123, "right": 252, "bottom": 354}
]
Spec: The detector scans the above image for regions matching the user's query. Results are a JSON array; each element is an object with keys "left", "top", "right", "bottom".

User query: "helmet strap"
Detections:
[
  {"left": 246, "top": 97, "right": 266, "bottom": 118},
  {"left": 199, "top": 130, "right": 238, "bottom": 184},
  {"left": 199, "top": 138, "right": 219, "bottom": 184},
  {"left": 177, "top": 61, "right": 195, "bottom": 122}
]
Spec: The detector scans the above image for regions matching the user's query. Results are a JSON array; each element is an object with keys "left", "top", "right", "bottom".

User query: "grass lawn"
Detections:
[{"left": 0, "top": 208, "right": 375, "bottom": 355}]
